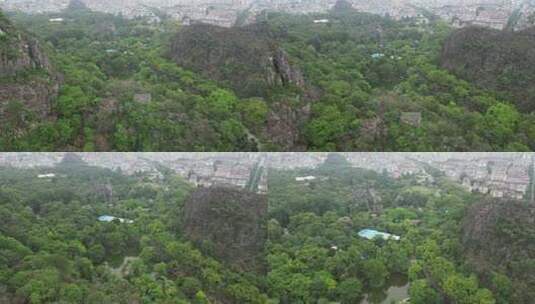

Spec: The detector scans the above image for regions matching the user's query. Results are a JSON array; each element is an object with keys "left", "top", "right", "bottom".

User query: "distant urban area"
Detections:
[
  {"left": 1, "top": 152, "right": 533, "bottom": 200},
  {"left": 1, "top": 0, "right": 535, "bottom": 29}
]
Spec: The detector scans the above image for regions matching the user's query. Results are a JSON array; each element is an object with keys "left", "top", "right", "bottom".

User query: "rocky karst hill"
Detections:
[
  {"left": 169, "top": 23, "right": 312, "bottom": 150},
  {"left": 181, "top": 186, "right": 267, "bottom": 273},
  {"left": 170, "top": 24, "right": 317, "bottom": 150},
  {"left": 461, "top": 199, "right": 535, "bottom": 302},
  {"left": 169, "top": 23, "right": 305, "bottom": 98},
  {"left": 441, "top": 26, "right": 535, "bottom": 112},
  {"left": 0, "top": 10, "right": 59, "bottom": 122}
]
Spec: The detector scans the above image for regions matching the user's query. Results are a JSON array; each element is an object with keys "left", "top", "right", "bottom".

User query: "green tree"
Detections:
[
  {"left": 306, "top": 105, "right": 352, "bottom": 149},
  {"left": 239, "top": 98, "right": 269, "bottom": 131},
  {"left": 14, "top": 269, "right": 61, "bottom": 304},
  {"left": 409, "top": 279, "right": 441, "bottom": 304},
  {"left": 326, "top": 80, "right": 351, "bottom": 97},
  {"left": 219, "top": 119, "right": 246, "bottom": 149},
  {"left": 336, "top": 278, "right": 363, "bottom": 304},
  {"left": 181, "top": 277, "right": 202, "bottom": 298},
  {"left": 484, "top": 103, "right": 520, "bottom": 147},
  {"left": 443, "top": 274, "right": 495, "bottom": 304},
  {"left": 490, "top": 272, "right": 512, "bottom": 304},
  {"left": 195, "top": 290, "right": 210, "bottom": 304},
  {"left": 60, "top": 283, "right": 87, "bottom": 303},
  {"left": 56, "top": 85, "right": 93, "bottom": 116},
  {"left": 114, "top": 123, "right": 131, "bottom": 151},
  {"left": 310, "top": 271, "right": 337, "bottom": 300},
  {"left": 362, "top": 259, "right": 388, "bottom": 288},
  {"left": 207, "top": 89, "right": 238, "bottom": 117}
]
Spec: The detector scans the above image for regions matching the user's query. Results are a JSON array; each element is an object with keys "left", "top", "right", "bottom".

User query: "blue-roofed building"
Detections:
[
  {"left": 98, "top": 215, "right": 133, "bottom": 224},
  {"left": 371, "top": 53, "right": 385, "bottom": 59},
  {"left": 98, "top": 215, "right": 115, "bottom": 222},
  {"left": 358, "top": 228, "right": 400, "bottom": 241}
]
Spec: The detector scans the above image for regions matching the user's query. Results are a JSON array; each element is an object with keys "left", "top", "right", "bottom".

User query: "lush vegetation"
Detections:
[
  {"left": 2, "top": 8, "right": 258, "bottom": 151},
  {"left": 265, "top": 11, "right": 534, "bottom": 151},
  {"left": 1, "top": 8, "right": 533, "bottom": 151},
  {"left": 441, "top": 26, "right": 535, "bottom": 113},
  {"left": 266, "top": 154, "right": 531, "bottom": 303},
  {"left": 0, "top": 157, "right": 267, "bottom": 303},
  {"left": 0, "top": 154, "right": 533, "bottom": 303}
]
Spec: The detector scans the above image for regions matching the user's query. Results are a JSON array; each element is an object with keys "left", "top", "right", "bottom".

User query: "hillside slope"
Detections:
[
  {"left": 169, "top": 23, "right": 305, "bottom": 98},
  {"left": 0, "top": 10, "right": 59, "bottom": 122},
  {"left": 182, "top": 187, "right": 268, "bottom": 273},
  {"left": 461, "top": 199, "right": 535, "bottom": 303},
  {"left": 441, "top": 26, "right": 535, "bottom": 112}
]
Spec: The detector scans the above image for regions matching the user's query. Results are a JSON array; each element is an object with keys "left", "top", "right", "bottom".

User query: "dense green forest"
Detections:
[
  {"left": 1, "top": 154, "right": 533, "bottom": 303},
  {"left": 267, "top": 154, "right": 533, "bottom": 303},
  {"left": 1, "top": 6, "right": 534, "bottom": 151},
  {"left": 0, "top": 157, "right": 267, "bottom": 303}
]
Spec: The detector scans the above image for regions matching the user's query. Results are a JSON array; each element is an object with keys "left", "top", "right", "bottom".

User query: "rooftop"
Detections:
[
  {"left": 358, "top": 228, "right": 400, "bottom": 241},
  {"left": 98, "top": 215, "right": 133, "bottom": 224}
]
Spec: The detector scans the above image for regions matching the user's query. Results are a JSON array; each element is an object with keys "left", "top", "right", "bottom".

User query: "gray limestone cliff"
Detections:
[
  {"left": 461, "top": 199, "right": 535, "bottom": 302},
  {"left": 181, "top": 186, "right": 267, "bottom": 273},
  {"left": 169, "top": 23, "right": 306, "bottom": 98},
  {"left": 0, "top": 10, "right": 59, "bottom": 121},
  {"left": 169, "top": 23, "right": 311, "bottom": 149},
  {"left": 441, "top": 26, "right": 535, "bottom": 112}
]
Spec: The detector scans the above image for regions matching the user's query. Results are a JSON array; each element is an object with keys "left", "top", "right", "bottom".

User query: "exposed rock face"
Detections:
[
  {"left": 170, "top": 23, "right": 312, "bottom": 149},
  {"left": 462, "top": 199, "right": 535, "bottom": 265},
  {"left": 182, "top": 187, "right": 267, "bottom": 273},
  {"left": 0, "top": 36, "right": 52, "bottom": 76},
  {"left": 265, "top": 101, "right": 310, "bottom": 151},
  {"left": 352, "top": 186, "right": 383, "bottom": 213},
  {"left": 0, "top": 11, "right": 59, "bottom": 121},
  {"left": 169, "top": 23, "right": 305, "bottom": 98},
  {"left": 269, "top": 48, "right": 305, "bottom": 89},
  {"left": 461, "top": 199, "right": 535, "bottom": 302},
  {"left": 441, "top": 26, "right": 535, "bottom": 112}
]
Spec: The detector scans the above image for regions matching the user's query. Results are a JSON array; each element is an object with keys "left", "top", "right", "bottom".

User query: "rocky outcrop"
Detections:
[
  {"left": 0, "top": 36, "right": 52, "bottom": 76},
  {"left": 170, "top": 23, "right": 313, "bottom": 149},
  {"left": 462, "top": 199, "right": 535, "bottom": 266},
  {"left": 268, "top": 48, "right": 305, "bottom": 89},
  {"left": 440, "top": 26, "right": 535, "bottom": 112},
  {"left": 0, "top": 80, "right": 59, "bottom": 122},
  {"left": 182, "top": 187, "right": 267, "bottom": 273},
  {"left": 169, "top": 23, "right": 306, "bottom": 98},
  {"left": 264, "top": 101, "right": 310, "bottom": 150},
  {"left": 0, "top": 10, "right": 59, "bottom": 121},
  {"left": 461, "top": 199, "right": 535, "bottom": 303}
]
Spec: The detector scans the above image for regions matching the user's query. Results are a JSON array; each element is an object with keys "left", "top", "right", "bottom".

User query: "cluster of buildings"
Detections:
[
  {"left": 350, "top": 153, "right": 533, "bottom": 200},
  {"left": 87, "top": 153, "right": 269, "bottom": 194},
  {"left": 172, "top": 155, "right": 268, "bottom": 194},
  {"left": 428, "top": 0, "right": 516, "bottom": 30},
  {"left": 351, "top": 0, "right": 534, "bottom": 30},
  {"left": 255, "top": 153, "right": 534, "bottom": 201},
  {"left": 0, "top": 0, "right": 71, "bottom": 14},
  {"left": 428, "top": 154, "right": 532, "bottom": 200},
  {"left": 357, "top": 153, "right": 533, "bottom": 200}
]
